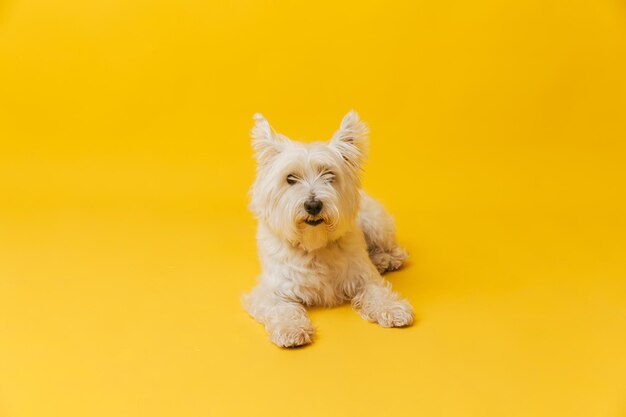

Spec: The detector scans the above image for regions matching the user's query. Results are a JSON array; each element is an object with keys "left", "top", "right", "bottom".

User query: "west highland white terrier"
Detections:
[{"left": 243, "top": 111, "right": 414, "bottom": 347}]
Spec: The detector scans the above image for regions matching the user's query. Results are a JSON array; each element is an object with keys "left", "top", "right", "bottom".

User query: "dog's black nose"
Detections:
[{"left": 304, "top": 199, "right": 323, "bottom": 216}]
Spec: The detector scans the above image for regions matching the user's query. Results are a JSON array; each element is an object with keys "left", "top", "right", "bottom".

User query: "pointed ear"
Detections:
[
  {"left": 330, "top": 110, "right": 369, "bottom": 170},
  {"left": 251, "top": 113, "right": 285, "bottom": 164}
]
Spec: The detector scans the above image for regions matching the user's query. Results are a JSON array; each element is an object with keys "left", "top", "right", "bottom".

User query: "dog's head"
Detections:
[{"left": 249, "top": 111, "right": 368, "bottom": 251}]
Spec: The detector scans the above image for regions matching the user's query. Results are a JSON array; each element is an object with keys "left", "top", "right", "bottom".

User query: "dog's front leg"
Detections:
[
  {"left": 351, "top": 278, "right": 414, "bottom": 328},
  {"left": 243, "top": 285, "right": 315, "bottom": 348}
]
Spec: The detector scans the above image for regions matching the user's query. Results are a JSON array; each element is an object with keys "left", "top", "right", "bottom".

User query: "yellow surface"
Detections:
[{"left": 1, "top": 0, "right": 626, "bottom": 416}]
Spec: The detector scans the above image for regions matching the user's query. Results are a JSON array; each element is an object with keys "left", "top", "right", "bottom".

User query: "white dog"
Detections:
[{"left": 243, "top": 111, "right": 414, "bottom": 347}]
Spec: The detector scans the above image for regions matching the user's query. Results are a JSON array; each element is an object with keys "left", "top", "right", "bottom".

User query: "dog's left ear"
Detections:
[
  {"left": 330, "top": 110, "right": 369, "bottom": 170},
  {"left": 251, "top": 113, "right": 288, "bottom": 165}
]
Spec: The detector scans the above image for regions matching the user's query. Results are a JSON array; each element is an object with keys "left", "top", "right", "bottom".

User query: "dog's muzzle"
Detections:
[{"left": 304, "top": 198, "right": 323, "bottom": 216}]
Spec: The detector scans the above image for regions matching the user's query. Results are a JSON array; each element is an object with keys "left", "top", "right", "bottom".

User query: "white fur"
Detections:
[{"left": 243, "top": 111, "right": 413, "bottom": 347}]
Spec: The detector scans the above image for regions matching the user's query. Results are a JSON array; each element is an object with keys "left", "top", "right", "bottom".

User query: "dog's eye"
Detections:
[
  {"left": 286, "top": 174, "right": 298, "bottom": 185},
  {"left": 322, "top": 171, "right": 335, "bottom": 183}
]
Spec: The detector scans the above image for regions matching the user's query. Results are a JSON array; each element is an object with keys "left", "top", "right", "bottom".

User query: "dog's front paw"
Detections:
[
  {"left": 360, "top": 299, "right": 414, "bottom": 328},
  {"left": 268, "top": 324, "right": 315, "bottom": 348},
  {"left": 377, "top": 300, "right": 414, "bottom": 327}
]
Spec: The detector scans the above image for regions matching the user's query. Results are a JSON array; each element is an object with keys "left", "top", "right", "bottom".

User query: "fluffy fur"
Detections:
[{"left": 243, "top": 111, "right": 413, "bottom": 347}]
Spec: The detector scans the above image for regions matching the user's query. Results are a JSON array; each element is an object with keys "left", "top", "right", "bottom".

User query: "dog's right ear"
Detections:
[
  {"left": 330, "top": 110, "right": 369, "bottom": 171},
  {"left": 251, "top": 113, "right": 286, "bottom": 165}
]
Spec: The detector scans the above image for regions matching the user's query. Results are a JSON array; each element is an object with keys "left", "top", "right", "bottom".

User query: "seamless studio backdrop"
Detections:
[{"left": 1, "top": 0, "right": 626, "bottom": 416}]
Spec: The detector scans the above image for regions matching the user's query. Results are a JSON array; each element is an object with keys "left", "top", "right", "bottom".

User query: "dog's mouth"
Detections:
[{"left": 304, "top": 218, "right": 324, "bottom": 226}]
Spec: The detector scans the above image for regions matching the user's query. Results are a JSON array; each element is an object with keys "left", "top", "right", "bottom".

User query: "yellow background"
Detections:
[{"left": 1, "top": 0, "right": 625, "bottom": 416}]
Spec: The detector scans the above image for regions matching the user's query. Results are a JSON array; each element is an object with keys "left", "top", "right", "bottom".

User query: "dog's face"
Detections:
[{"left": 250, "top": 111, "right": 369, "bottom": 251}]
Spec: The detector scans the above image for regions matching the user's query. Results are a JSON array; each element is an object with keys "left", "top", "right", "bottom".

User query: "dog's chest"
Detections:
[{"left": 285, "top": 246, "right": 355, "bottom": 306}]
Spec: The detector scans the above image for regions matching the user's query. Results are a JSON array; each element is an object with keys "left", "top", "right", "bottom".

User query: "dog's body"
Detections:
[{"left": 243, "top": 111, "right": 414, "bottom": 347}]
